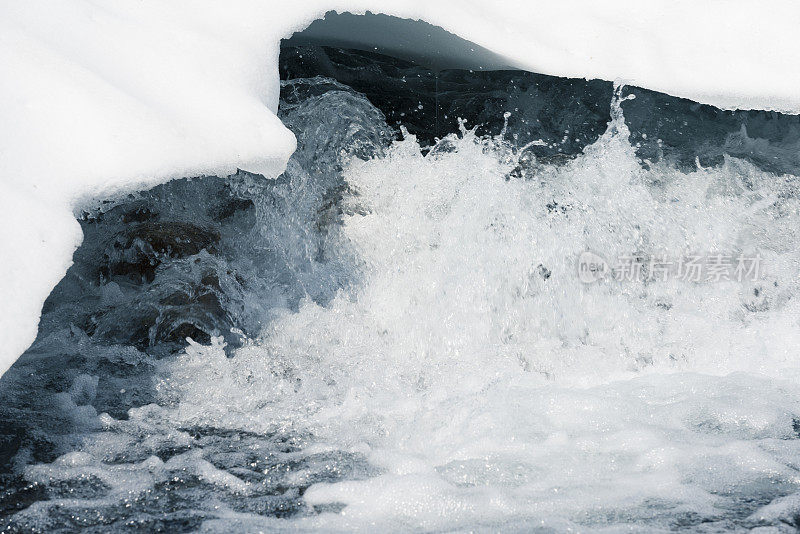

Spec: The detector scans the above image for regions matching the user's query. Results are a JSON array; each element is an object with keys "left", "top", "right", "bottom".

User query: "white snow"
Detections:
[{"left": 1, "top": 0, "right": 798, "bottom": 376}]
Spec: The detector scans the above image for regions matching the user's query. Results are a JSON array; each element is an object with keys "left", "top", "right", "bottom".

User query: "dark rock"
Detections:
[
  {"left": 101, "top": 222, "right": 221, "bottom": 284},
  {"left": 280, "top": 45, "right": 613, "bottom": 154},
  {"left": 209, "top": 197, "right": 255, "bottom": 222},
  {"left": 280, "top": 44, "right": 800, "bottom": 175}
]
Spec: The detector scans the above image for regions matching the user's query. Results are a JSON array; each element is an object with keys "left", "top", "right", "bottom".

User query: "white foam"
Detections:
[{"left": 133, "top": 102, "right": 800, "bottom": 529}]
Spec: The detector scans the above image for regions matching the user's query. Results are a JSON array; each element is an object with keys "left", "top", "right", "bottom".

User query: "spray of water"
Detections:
[
  {"left": 6, "top": 82, "right": 800, "bottom": 532},
  {"left": 158, "top": 86, "right": 800, "bottom": 530}
]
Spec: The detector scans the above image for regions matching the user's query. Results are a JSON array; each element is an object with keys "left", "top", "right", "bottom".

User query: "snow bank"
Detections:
[{"left": 1, "top": 0, "right": 798, "bottom": 376}]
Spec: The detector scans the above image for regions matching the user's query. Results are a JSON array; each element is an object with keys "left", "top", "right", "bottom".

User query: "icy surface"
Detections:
[{"left": 2, "top": 0, "right": 800, "bottom": 374}]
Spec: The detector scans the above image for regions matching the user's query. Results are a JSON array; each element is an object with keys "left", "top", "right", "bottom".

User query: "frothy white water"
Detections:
[
  {"left": 14, "top": 91, "right": 800, "bottom": 532},
  {"left": 140, "top": 91, "right": 800, "bottom": 531}
]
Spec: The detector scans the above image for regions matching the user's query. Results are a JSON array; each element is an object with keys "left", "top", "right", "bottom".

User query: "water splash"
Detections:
[{"left": 3, "top": 80, "right": 800, "bottom": 532}]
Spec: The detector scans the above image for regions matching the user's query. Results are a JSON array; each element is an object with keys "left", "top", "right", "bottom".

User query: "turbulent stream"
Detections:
[{"left": 2, "top": 42, "right": 800, "bottom": 533}]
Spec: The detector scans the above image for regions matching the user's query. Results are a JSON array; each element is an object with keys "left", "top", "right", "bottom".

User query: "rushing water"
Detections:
[{"left": 2, "top": 47, "right": 800, "bottom": 533}]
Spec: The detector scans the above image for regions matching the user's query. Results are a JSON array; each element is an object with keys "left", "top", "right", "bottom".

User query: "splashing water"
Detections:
[{"left": 3, "top": 78, "right": 800, "bottom": 532}]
